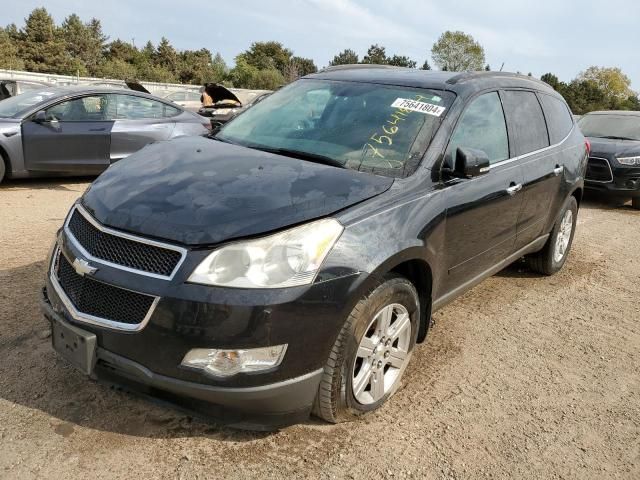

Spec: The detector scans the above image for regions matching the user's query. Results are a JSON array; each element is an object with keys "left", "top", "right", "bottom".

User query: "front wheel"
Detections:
[
  {"left": 312, "top": 275, "right": 419, "bottom": 423},
  {"left": 0, "top": 159, "right": 5, "bottom": 185},
  {"left": 632, "top": 197, "right": 640, "bottom": 210},
  {"left": 526, "top": 196, "right": 578, "bottom": 275}
]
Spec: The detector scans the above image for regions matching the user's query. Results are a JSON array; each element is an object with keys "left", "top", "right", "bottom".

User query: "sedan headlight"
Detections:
[
  {"left": 617, "top": 156, "right": 640, "bottom": 166},
  {"left": 188, "top": 218, "right": 343, "bottom": 288}
]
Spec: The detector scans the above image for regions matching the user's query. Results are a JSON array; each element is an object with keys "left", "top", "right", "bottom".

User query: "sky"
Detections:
[{"left": 4, "top": 0, "right": 640, "bottom": 90}]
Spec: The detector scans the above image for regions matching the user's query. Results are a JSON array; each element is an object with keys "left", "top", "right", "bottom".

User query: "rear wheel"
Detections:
[
  {"left": 632, "top": 197, "right": 640, "bottom": 210},
  {"left": 312, "top": 275, "right": 419, "bottom": 423},
  {"left": 526, "top": 196, "right": 578, "bottom": 275}
]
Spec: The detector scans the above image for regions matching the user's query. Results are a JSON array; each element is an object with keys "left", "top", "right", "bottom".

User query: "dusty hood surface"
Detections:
[{"left": 82, "top": 136, "right": 393, "bottom": 246}]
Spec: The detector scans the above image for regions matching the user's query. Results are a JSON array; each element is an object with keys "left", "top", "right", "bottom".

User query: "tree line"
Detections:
[{"left": 0, "top": 8, "right": 637, "bottom": 114}]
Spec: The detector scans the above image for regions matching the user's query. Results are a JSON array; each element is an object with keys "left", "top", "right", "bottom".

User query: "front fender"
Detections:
[{"left": 323, "top": 186, "right": 448, "bottom": 309}]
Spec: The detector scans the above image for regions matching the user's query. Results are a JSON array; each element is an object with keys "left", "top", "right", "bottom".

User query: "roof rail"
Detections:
[
  {"left": 320, "top": 64, "right": 405, "bottom": 72},
  {"left": 446, "top": 71, "right": 549, "bottom": 87}
]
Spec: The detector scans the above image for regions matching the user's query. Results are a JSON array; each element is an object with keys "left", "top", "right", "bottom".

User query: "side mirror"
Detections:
[
  {"left": 32, "top": 110, "right": 47, "bottom": 123},
  {"left": 454, "top": 147, "right": 491, "bottom": 179}
]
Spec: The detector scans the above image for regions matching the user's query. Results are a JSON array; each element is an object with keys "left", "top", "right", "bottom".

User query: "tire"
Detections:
[
  {"left": 632, "top": 197, "right": 640, "bottom": 210},
  {"left": 0, "top": 158, "right": 5, "bottom": 185},
  {"left": 312, "top": 275, "right": 419, "bottom": 423},
  {"left": 526, "top": 196, "right": 578, "bottom": 275}
]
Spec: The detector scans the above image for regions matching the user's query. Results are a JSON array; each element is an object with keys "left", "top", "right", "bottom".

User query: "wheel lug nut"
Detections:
[
  {"left": 384, "top": 351, "right": 390, "bottom": 358},
  {"left": 377, "top": 361, "right": 383, "bottom": 369}
]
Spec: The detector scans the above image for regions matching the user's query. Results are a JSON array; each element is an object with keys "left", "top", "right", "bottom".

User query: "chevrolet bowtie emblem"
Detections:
[{"left": 72, "top": 258, "right": 98, "bottom": 277}]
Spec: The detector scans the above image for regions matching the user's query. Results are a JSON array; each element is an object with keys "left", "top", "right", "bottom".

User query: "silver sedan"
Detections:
[{"left": 0, "top": 87, "right": 210, "bottom": 183}]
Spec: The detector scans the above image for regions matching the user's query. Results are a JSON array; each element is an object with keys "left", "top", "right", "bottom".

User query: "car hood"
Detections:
[
  {"left": 204, "top": 84, "right": 241, "bottom": 104},
  {"left": 81, "top": 136, "right": 393, "bottom": 246},
  {"left": 587, "top": 136, "right": 640, "bottom": 158},
  {"left": 0, "top": 118, "right": 20, "bottom": 134}
]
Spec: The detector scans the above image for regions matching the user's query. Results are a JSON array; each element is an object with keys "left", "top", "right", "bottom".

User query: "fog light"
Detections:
[{"left": 181, "top": 345, "right": 287, "bottom": 378}]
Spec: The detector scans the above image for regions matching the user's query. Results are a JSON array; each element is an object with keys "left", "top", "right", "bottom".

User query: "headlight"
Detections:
[
  {"left": 617, "top": 156, "right": 640, "bottom": 166},
  {"left": 188, "top": 218, "right": 343, "bottom": 288}
]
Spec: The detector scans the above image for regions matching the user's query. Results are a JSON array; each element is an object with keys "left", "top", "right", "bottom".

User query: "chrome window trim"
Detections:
[
  {"left": 64, "top": 204, "right": 187, "bottom": 280},
  {"left": 489, "top": 124, "right": 575, "bottom": 170},
  {"left": 49, "top": 247, "right": 160, "bottom": 332},
  {"left": 585, "top": 156, "right": 614, "bottom": 183}
]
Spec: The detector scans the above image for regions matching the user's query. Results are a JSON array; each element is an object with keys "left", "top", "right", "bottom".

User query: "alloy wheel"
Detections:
[
  {"left": 553, "top": 209, "right": 573, "bottom": 263},
  {"left": 352, "top": 303, "right": 412, "bottom": 405}
]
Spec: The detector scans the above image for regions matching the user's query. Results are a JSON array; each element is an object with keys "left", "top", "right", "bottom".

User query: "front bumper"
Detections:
[
  {"left": 585, "top": 162, "right": 640, "bottom": 197},
  {"left": 43, "top": 229, "right": 366, "bottom": 428},
  {"left": 42, "top": 289, "right": 325, "bottom": 429}
]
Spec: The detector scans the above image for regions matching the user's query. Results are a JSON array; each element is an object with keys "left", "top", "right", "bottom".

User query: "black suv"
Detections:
[
  {"left": 42, "top": 67, "right": 588, "bottom": 429},
  {"left": 578, "top": 110, "right": 640, "bottom": 209}
]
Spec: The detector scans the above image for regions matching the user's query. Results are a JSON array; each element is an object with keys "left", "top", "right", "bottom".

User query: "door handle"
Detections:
[
  {"left": 89, "top": 127, "right": 106, "bottom": 132},
  {"left": 506, "top": 183, "right": 522, "bottom": 196},
  {"left": 553, "top": 165, "right": 564, "bottom": 176}
]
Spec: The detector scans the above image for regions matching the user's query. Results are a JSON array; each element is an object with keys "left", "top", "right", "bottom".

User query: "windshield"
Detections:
[
  {"left": 0, "top": 89, "right": 59, "bottom": 118},
  {"left": 578, "top": 113, "right": 640, "bottom": 141},
  {"left": 216, "top": 79, "right": 454, "bottom": 177}
]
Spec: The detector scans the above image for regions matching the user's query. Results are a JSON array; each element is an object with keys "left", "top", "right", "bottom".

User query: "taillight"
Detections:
[{"left": 585, "top": 139, "right": 591, "bottom": 155}]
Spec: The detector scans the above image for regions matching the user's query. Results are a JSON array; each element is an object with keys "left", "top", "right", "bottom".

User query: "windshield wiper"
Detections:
[
  {"left": 247, "top": 146, "right": 346, "bottom": 169},
  {"left": 594, "top": 135, "right": 638, "bottom": 141}
]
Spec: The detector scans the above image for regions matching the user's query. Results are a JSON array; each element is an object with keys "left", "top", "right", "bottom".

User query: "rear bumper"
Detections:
[{"left": 41, "top": 291, "right": 323, "bottom": 430}]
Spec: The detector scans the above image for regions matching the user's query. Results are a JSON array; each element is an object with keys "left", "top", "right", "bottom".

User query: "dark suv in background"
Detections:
[
  {"left": 578, "top": 110, "right": 640, "bottom": 209},
  {"left": 42, "top": 67, "right": 587, "bottom": 429}
]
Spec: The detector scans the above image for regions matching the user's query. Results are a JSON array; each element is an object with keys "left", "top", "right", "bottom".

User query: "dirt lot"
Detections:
[{"left": 0, "top": 178, "right": 638, "bottom": 479}]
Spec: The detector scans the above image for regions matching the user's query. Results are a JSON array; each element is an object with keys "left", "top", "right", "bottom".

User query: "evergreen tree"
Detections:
[
  {"left": 19, "top": 8, "right": 73, "bottom": 74},
  {"left": 329, "top": 49, "right": 359, "bottom": 66},
  {"left": 362, "top": 44, "right": 388, "bottom": 64},
  {"left": 61, "top": 14, "right": 107, "bottom": 76},
  {"left": 155, "top": 37, "right": 179, "bottom": 75},
  {"left": 388, "top": 55, "right": 416, "bottom": 68},
  {"left": 0, "top": 27, "right": 24, "bottom": 70}
]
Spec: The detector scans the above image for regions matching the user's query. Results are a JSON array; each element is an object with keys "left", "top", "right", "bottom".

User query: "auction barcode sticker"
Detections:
[{"left": 391, "top": 98, "right": 446, "bottom": 117}]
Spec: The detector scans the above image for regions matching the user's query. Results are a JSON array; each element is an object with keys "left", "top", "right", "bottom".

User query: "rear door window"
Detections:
[
  {"left": 114, "top": 95, "right": 178, "bottom": 119},
  {"left": 501, "top": 90, "right": 550, "bottom": 156},
  {"left": 538, "top": 94, "right": 574, "bottom": 144},
  {"left": 446, "top": 91, "right": 509, "bottom": 165}
]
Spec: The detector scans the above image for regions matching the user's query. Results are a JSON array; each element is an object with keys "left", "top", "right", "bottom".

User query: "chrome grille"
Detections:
[{"left": 66, "top": 205, "right": 185, "bottom": 279}]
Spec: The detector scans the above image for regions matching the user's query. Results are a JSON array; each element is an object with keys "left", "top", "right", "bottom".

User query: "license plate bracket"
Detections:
[{"left": 52, "top": 318, "right": 97, "bottom": 375}]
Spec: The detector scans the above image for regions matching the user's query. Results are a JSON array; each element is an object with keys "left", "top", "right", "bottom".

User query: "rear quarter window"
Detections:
[
  {"left": 501, "top": 90, "right": 550, "bottom": 156},
  {"left": 538, "top": 94, "right": 574, "bottom": 144},
  {"left": 163, "top": 104, "right": 181, "bottom": 117}
]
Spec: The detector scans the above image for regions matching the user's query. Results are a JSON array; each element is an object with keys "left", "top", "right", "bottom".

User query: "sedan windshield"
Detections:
[
  {"left": 216, "top": 79, "right": 454, "bottom": 177},
  {"left": 0, "top": 89, "right": 59, "bottom": 118},
  {"left": 578, "top": 114, "right": 640, "bottom": 141}
]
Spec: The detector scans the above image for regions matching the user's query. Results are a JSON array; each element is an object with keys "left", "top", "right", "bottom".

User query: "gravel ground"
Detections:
[{"left": 0, "top": 178, "right": 638, "bottom": 480}]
